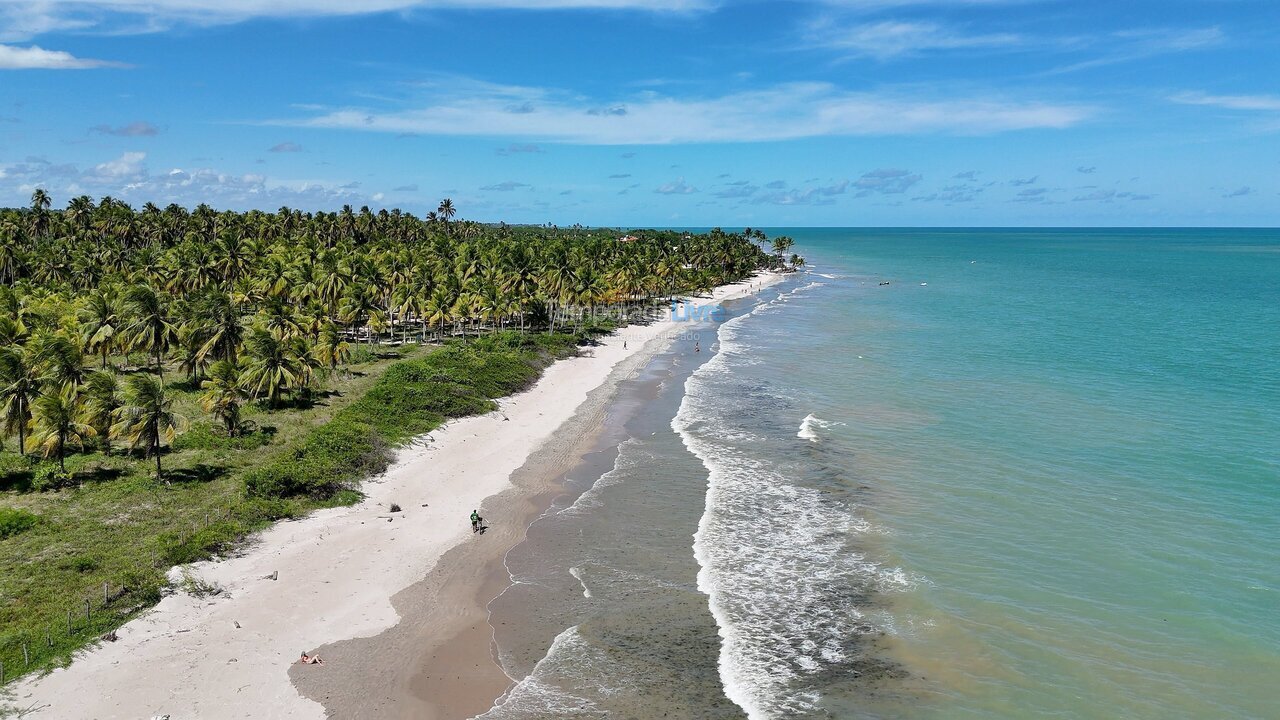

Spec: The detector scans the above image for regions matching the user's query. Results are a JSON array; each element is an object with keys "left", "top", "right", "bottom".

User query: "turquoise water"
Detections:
[
  {"left": 753, "top": 229, "right": 1280, "bottom": 717},
  {"left": 478, "top": 229, "right": 1280, "bottom": 720}
]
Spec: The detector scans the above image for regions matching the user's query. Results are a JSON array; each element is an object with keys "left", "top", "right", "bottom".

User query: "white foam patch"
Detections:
[
  {"left": 569, "top": 567, "right": 592, "bottom": 599},
  {"left": 475, "top": 626, "right": 607, "bottom": 719},
  {"left": 797, "top": 414, "right": 844, "bottom": 442},
  {"left": 558, "top": 437, "right": 647, "bottom": 516},
  {"left": 673, "top": 283, "right": 918, "bottom": 719}
]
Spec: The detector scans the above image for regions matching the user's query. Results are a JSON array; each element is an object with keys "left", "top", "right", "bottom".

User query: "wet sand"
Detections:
[{"left": 291, "top": 337, "right": 660, "bottom": 718}]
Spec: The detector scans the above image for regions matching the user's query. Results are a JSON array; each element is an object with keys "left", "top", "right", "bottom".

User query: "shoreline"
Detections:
[{"left": 10, "top": 273, "right": 782, "bottom": 720}]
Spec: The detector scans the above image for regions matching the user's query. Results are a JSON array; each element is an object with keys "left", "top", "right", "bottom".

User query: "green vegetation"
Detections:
[
  {"left": 0, "top": 507, "right": 38, "bottom": 540},
  {"left": 0, "top": 192, "right": 780, "bottom": 683}
]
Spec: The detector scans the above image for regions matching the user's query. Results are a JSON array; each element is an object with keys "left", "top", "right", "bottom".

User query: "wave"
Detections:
[
  {"left": 474, "top": 626, "right": 606, "bottom": 719},
  {"left": 557, "top": 437, "right": 646, "bottom": 516},
  {"left": 568, "top": 567, "right": 592, "bottom": 599},
  {"left": 797, "top": 413, "right": 843, "bottom": 443},
  {"left": 674, "top": 279, "right": 913, "bottom": 719}
]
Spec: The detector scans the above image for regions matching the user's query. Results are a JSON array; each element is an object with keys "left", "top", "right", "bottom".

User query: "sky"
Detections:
[{"left": 0, "top": 0, "right": 1277, "bottom": 227}]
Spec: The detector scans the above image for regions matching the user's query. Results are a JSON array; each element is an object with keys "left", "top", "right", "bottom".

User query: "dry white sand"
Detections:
[{"left": 9, "top": 275, "right": 781, "bottom": 720}]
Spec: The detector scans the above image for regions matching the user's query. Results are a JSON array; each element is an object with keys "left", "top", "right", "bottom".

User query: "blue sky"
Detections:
[{"left": 0, "top": 0, "right": 1276, "bottom": 226}]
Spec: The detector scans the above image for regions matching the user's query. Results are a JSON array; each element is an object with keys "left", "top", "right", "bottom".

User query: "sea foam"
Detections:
[{"left": 674, "top": 277, "right": 908, "bottom": 719}]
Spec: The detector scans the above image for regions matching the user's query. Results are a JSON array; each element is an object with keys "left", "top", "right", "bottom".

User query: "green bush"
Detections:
[
  {"left": 32, "top": 463, "right": 74, "bottom": 492},
  {"left": 117, "top": 567, "right": 166, "bottom": 605},
  {"left": 239, "top": 497, "right": 300, "bottom": 522},
  {"left": 59, "top": 554, "right": 98, "bottom": 573},
  {"left": 347, "top": 345, "right": 379, "bottom": 364},
  {"left": 173, "top": 422, "right": 273, "bottom": 451},
  {"left": 155, "top": 521, "right": 242, "bottom": 566},
  {"left": 243, "top": 419, "right": 388, "bottom": 499},
  {"left": 0, "top": 506, "right": 39, "bottom": 539},
  {"left": 244, "top": 332, "right": 587, "bottom": 501}
]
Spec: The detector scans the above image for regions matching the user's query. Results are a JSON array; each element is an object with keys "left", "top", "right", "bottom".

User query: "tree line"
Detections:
[{"left": 0, "top": 191, "right": 785, "bottom": 480}]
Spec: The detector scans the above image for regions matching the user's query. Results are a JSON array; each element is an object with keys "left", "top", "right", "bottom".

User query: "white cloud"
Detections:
[
  {"left": 1171, "top": 92, "right": 1280, "bottom": 112},
  {"left": 808, "top": 20, "right": 1021, "bottom": 60},
  {"left": 1, "top": 0, "right": 710, "bottom": 40},
  {"left": 755, "top": 180, "right": 849, "bottom": 205},
  {"left": 814, "top": 0, "right": 1026, "bottom": 7},
  {"left": 913, "top": 184, "right": 984, "bottom": 203},
  {"left": 280, "top": 79, "right": 1092, "bottom": 144},
  {"left": 88, "top": 151, "right": 148, "bottom": 180},
  {"left": 1, "top": 151, "right": 378, "bottom": 210},
  {"left": 0, "top": 43, "right": 117, "bottom": 69},
  {"left": 481, "top": 180, "right": 531, "bottom": 191},
  {"left": 655, "top": 177, "right": 696, "bottom": 194},
  {"left": 91, "top": 121, "right": 160, "bottom": 136},
  {"left": 1047, "top": 27, "right": 1223, "bottom": 74},
  {"left": 853, "top": 168, "right": 919, "bottom": 196}
]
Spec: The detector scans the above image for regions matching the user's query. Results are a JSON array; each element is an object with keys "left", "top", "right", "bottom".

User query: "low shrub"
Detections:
[
  {"left": 59, "top": 554, "right": 98, "bottom": 573},
  {"left": 173, "top": 423, "right": 273, "bottom": 451},
  {"left": 243, "top": 420, "right": 389, "bottom": 500},
  {"left": 32, "top": 463, "right": 74, "bottom": 492},
  {"left": 117, "top": 567, "right": 166, "bottom": 605},
  {"left": 239, "top": 497, "right": 300, "bottom": 522},
  {"left": 245, "top": 332, "right": 587, "bottom": 501},
  {"left": 155, "top": 521, "right": 242, "bottom": 566},
  {"left": 0, "top": 506, "right": 39, "bottom": 539},
  {"left": 347, "top": 345, "right": 379, "bottom": 364}
]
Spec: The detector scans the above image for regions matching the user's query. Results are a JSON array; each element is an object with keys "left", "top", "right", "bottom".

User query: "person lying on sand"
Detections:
[{"left": 298, "top": 652, "right": 323, "bottom": 665}]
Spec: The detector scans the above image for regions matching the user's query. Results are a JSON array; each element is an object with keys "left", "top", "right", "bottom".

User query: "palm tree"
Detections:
[
  {"left": 0, "top": 315, "right": 27, "bottom": 346},
  {"left": 0, "top": 346, "right": 40, "bottom": 454},
  {"left": 82, "top": 371, "right": 121, "bottom": 454},
  {"left": 194, "top": 291, "right": 244, "bottom": 364},
  {"left": 29, "top": 386, "right": 95, "bottom": 472},
  {"left": 241, "top": 329, "right": 310, "bottom": 408},
  {"left": 200, "top": 359, "right": 247, "bottom": 436},
  {"left": 338, "top": 284, "right": 380, "bottom": 346},
  {"left": 32, "top": 333, "right": 87, "bottom": 390},
  {"left": 111, "top": 375, "right": 186, "bottom": 481},
  {"left": 423, "top": 288, "right": 453, "bottom": 341},
  {"left": 29, "top": 188, "right": 52, "bottom": 240},
  {"left": 771, "top": 236, "right": 794, "bottom": 267},
  {"left": 122, "top": 285, "right": 178, "bottom": 377},
  {"left": 437, "top": 199, "right": 456, "bottom": 225},
  {"left": 176, "top": 325, "right": 210, "bottom": 383},
  {"left": 313, "top": 322, "right": 351, "bottom": 373},
  {"left": 79, "top": 290, "right": 120, "bottom": 369}
]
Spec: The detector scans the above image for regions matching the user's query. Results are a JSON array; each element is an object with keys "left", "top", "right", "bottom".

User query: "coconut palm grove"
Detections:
[{"left": 0, "top": 190, "right": 793, "bottom": 679}]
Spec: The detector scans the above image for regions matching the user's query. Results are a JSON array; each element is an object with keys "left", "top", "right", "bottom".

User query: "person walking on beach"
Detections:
[{"left": 470, "top": 510, "right": 480, "bottom": 532}]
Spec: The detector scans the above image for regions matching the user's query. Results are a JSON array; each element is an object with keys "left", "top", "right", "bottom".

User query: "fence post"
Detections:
[
  {"left": 1, "top": 659, "right": 5, "bottom": 684},
  {"left": 67, "top": 610, "right": 73, "bottom": 636},
  {"left": 22, "top": 643, "right": 28, "bottom": 666},
  {"left": 85, "top": 598, "right": 91, "bottom": 623}
]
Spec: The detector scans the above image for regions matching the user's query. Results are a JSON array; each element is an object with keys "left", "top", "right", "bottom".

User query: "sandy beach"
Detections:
[{"left": 8, "top": 274, "right": 780, "bottom": 720}]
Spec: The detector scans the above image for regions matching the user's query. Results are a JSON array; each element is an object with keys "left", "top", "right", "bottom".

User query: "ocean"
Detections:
[{"left": 477, "top": 229, "right": 1280, "bottom": 719}]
